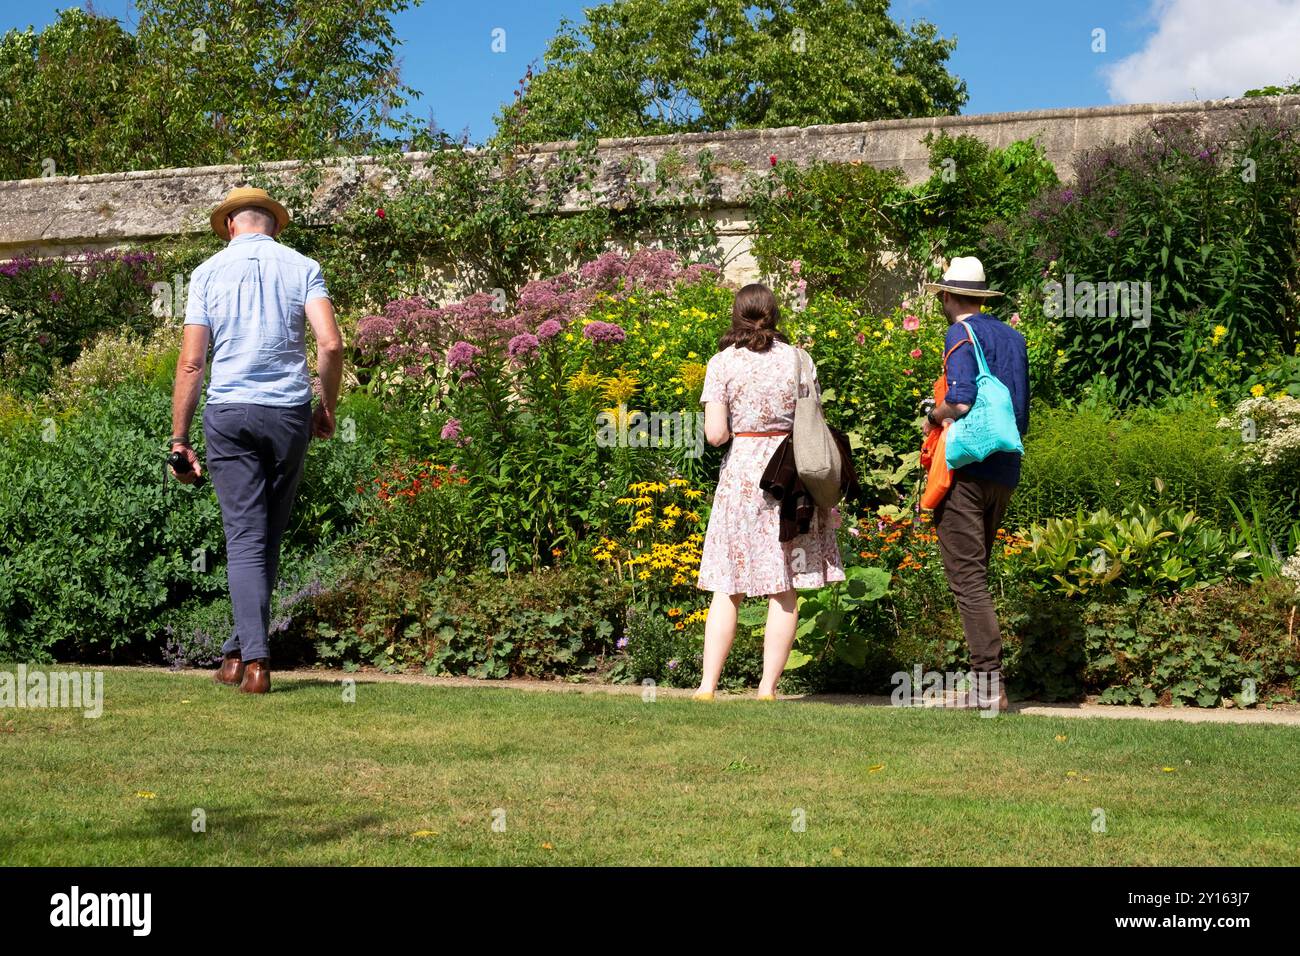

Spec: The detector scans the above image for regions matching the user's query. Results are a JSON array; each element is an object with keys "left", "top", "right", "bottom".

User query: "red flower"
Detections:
[
  {"left": 376, "top": 207, "right": 386, "bottom": 219},
  {"left": 769, "top": 155, "right": 777, "bottom": 167}
]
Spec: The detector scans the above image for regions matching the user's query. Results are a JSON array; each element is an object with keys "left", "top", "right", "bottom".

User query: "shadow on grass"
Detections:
[{"left": 0, "top": 796, "right": 389, "bottom": 861}]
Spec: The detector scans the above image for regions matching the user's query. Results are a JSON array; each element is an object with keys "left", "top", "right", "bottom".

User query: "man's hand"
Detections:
[
  {"left": 312, "top": 402, "right": 336, "bottom": 440},
  {"left": 169, "top": 443, "right": 204, "bottom": 484}
]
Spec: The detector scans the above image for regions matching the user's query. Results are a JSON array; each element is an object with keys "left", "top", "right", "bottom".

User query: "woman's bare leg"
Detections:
[
  {"left": 698, "top": 591, "right": 742, "bottom": 693},
  {"left": 757, "top": 588, "right": 799, "bottom": 697}
]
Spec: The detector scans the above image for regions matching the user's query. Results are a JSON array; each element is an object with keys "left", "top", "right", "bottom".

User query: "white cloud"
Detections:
[{"left": 1104, "top": 0, "right": 1300, "bottom": 103}]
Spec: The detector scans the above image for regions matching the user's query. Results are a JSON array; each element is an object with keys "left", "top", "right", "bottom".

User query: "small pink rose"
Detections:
[
  {"left": 790, "top": 259, "right": 802, "bottom": 276},
  {"left": 903, "top": 314, "right": 920, "bottom": 332},
  {"left": 1009, "top": 312, "right": 1021, "bottom": 327},
  {"left": 910, "top": 348, "right": 922, "bottom": 359}
]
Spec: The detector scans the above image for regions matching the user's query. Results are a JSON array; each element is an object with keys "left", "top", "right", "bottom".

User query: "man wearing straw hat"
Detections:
[
  {"left": 168, "top": 186, "right": 344, "bottom": 694},
  {"left": 921, "top": 257, "right": 1029, "bottom": 713}
]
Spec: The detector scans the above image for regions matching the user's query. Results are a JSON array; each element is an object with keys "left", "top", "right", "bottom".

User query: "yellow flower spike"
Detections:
[{"left": 135, "top": 791, "right": 157, "bottom": 799}]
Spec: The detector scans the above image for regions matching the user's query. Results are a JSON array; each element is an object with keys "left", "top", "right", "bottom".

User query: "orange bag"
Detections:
[{"left": 919, "top": 337, "right": 967, "bottom": 510}]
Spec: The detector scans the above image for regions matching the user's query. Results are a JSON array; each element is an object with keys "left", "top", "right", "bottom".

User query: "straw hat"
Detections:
[
  {"left": 209, "top": 186, "right": 290, "bottom": 241},
  {"left": 924, "top": 256, "right": 1004, "bottom": 297}
]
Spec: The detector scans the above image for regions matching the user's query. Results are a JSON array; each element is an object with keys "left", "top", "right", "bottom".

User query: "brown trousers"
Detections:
[{"left": 934, "top": 474, "right": 1013, "bottom": 673}]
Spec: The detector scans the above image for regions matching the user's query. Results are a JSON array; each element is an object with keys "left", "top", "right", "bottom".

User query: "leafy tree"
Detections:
[
  {"left": 494, "top": 0, "right": 967, "bottom": 145},
  {"left": 0, "top": 1, "right": 422, "bottom": 179},
  {"left": 0, "top": 8, "right": 140, "bottom": 179},
  {"left": 1243, "top": 81, "right": 1300, "bottom": 96}
]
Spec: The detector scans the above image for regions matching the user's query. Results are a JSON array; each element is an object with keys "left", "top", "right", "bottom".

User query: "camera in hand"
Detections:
[{"left": 167, "top": 450, "right": 206, "bottom": 487}]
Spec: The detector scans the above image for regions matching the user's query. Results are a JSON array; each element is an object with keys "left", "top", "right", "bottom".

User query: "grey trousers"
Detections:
[{"left": 203, "top": 402, "right": 312, "bottom": 663}]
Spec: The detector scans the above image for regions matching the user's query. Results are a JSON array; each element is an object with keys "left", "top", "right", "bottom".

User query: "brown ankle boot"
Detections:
[
  {"left": 214, "top": 653, "right": 244, "bottom": 686},
  {"left": 238, "top": 659, "right": 271, "bottom": 694}
]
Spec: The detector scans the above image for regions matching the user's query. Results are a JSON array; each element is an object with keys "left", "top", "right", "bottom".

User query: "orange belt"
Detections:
[{"left": 734, "top": 430, "right": 790, "bottom": 437}]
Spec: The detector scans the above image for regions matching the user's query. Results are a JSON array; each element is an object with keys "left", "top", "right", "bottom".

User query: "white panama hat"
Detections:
[{"left": 924, "top": 256, "right": 1005, "bottom": 297}]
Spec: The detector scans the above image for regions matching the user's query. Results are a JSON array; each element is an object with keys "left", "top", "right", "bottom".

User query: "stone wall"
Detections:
[{"left": 2, "top": 94, "right": 1297, "bottom": 284}]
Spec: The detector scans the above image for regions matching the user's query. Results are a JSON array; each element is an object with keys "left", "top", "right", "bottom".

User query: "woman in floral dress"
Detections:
[{"left": 695, "top": 283, "right": 844, "bottom": 700}]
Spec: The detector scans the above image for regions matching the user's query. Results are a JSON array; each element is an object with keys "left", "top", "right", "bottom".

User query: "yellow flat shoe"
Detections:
[
  {"left": 691, "top": 691, "right": 715, "bottom": 701},
  {"left": 756, "top": 693, "right": 777, "bottom": 701}
]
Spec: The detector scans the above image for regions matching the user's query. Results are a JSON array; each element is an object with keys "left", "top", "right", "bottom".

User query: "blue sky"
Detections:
[{"left": 5, "top": 1, "right": 1297, "bottom": 143}]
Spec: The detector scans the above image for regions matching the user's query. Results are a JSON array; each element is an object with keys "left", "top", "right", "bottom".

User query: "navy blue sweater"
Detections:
[{"left": 942, "top": 312, "right": 1029, "bottom": 488}]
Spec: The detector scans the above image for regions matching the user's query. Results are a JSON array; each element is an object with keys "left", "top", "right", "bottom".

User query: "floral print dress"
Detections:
[{"left": 696, "top": 340, "right": 845, "bottom": 596}]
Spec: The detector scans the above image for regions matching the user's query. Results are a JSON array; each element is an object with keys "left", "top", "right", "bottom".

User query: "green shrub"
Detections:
[
  {"left": 1009, "top": 400, "right": 1288, "bottom": 531},
  {"left": 748, "top": 158, "right": 911, "bottom": 304},
  {"left": 904, "top": 132, "right": 1060, "bottom": 266},
  {"left": 1022, "top": 503, "right": 1251, "bottom": 597},
  {"left": 0, "top": 250, "right": 163, "bottom": 395},
  {"left": 427, "top": 566, "right": 629, "bottom": 678},
  {"left": 293, "top": 563, "right": 630, "bottom": 679},
  {"left": 613, "top": 602, "right": 764, "bottom": 690},
  {"left": 0, "top": 380, "right": 225, "bottom": 660},
  {"left": 746, "top": 134, "right": 1058, "bottom": 305},
  {"left": 290, "top": 390, "right": 414, "bottom": 545},
  {"left": 47, "top": 324, "right": 181, "bottom": 409},
  {"left": 983, "top": 114, "right": 1300, "bottom": 404},
  {"left": 1009, "top": 579, "right": 1300, "bottom": 705},
  {"left": 355, "top": 458, "right": 476, "bottom": 570},
  {"left": 0, "top": 379, "right": 398, "bottom": 662},
  {"left": 163, "top": 544, "right": 361, "bottom": 668}
]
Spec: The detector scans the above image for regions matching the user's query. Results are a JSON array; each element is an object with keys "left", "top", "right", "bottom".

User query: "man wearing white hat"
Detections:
[
  {"left": 167, "top": 186, "right": 344, "bottom": 694},
  {"left": 922, "top": 257, "right": 1029, "bottom": 712}
]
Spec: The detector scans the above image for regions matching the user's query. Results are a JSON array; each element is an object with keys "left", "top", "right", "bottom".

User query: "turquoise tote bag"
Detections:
[{"left": 944, "top": 321, "right": 1025, "bottom": 470}]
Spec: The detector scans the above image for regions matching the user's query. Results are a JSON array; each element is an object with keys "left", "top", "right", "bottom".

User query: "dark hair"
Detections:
[
  {"left": 944, "top": 290, "right": 989, "bottom": 311},
  {"left": 719, "top": 283, "right": 786, "bottom": 352}
]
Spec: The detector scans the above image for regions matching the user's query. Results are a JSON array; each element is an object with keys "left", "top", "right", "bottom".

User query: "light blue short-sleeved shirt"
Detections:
[{"left": 184, "top": 233, "right": 330, "bottom": 406}]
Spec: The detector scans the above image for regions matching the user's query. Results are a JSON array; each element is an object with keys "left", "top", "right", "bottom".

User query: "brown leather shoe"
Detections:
[
  {"left": 974, "top": 674, "right": 1010, "bottom": 714},
  {"left": 213, "top": 653, "right": 244, "bottom": 686},
  {"left": 238, "top": 659, "right": 271, "bottom": 694}
]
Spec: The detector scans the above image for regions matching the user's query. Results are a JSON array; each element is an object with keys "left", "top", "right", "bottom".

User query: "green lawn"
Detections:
[{"left": 2, "top": 667, "right": 1297, "bottom": 865}]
